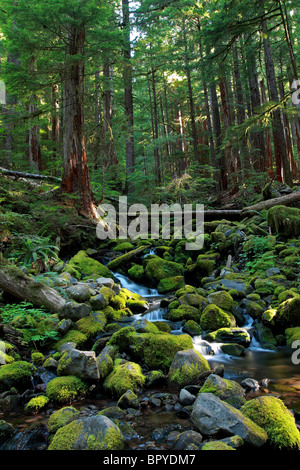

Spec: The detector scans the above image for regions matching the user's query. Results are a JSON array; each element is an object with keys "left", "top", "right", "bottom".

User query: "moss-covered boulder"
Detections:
[
  {"left": 204, "top": 328, "right": 251, "bottom": 348},
  {"left": 200, "top": 304, "right": 236, "bottom": 331},
  {"left": 199, "top": 374, "right": 246, "bottom": 409},
  {"left": 74, "top": 312, "right": 106, "bottom": 339},
  {"left": 97, "top": 345, "right": 116, "bottom": 380},
  {"left": 168, "top": 304, "right": 202, "bottom": 323},
  {"left": 201, "top": 441, "right": 235, "bottom": 450},
  {"left": 64, "top": 250, "right": 111, "bottom": 280},
  {"left": 0, "top": 361, "right": 36, "bottom": 393},
  {"left": 157, "top": 276, "right": 185, "bottom": 294},
  {"left": 0, "top": 419, "right": 14, "bottom": 445},
  {"left": 46, "top": 376, "right": 88, "bottom": 403},
  {"left": 144, "top": 256, "right": 183, "bottom": 286},
  {"left": 24, "top": 395, "right": 49, "bottom": 414},
  {"left": 267, "top": 205, "right": 300, "bottom": 238},
  {"left": 168, "top": 349, "right": 210, "bottom": 388},
  {"left": 55, "top": 329, "right": 88, "bottom": 351},
  {"left": 285, "top": 327, "right": 300, "bottom": 347},
  {"left": 178, "top": 293, "right": 208, "bottom": 312},
  {"left": 48, "top": 415, "right": 124, "bottom": 450},
  {"left": 274, "top": 297, "right": 300, "bottom": 330},
  {"left": 207, "top": 291, "right": 233, "bottom": 311},
  {"left": 241, "top": 396, "right": 300, "bottom": 450},
  {"left": 182, "top": 320, "right": 203, "bottom": 337},
  {"left": 103, "top": 360, "right": 146, "bottom": 397},
  {"left": 220, "top": 343, "right": 245, "bottom": 357},
  {"left": 128, "top": 264, "right": 145, "bottom": 283},
  {"left": 47, "top": 406, "right": 80, "bottom": 434}
]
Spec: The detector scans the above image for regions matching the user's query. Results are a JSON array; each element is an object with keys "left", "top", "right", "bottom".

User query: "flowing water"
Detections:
[
  {"left": 1, "top": 272, "right": 299, "bottom": 450},
  {"left": 115, "top": 274, "right": 300, "bottom": 416}
]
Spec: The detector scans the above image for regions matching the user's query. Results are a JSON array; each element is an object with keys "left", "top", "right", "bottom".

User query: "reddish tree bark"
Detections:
[{"left": 61, "top": 23, "right": 96, "bottom": 218}]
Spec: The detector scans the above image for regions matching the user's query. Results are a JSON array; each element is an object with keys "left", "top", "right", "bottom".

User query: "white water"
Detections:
[{"left": 113, "top": 272, "right": 159, "bottom": 297}]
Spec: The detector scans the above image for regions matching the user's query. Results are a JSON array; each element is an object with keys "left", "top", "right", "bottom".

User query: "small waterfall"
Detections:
[{"left": 113, "top": 272, "right": 159, "bottom": 297}]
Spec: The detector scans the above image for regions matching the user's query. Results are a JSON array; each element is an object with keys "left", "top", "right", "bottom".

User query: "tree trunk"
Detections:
[
  {"left": 122, "top": 0, "right": 135, "bottom": 194},
  {"left": 210, "top": 82, "right": 227, "bottom": 191},
  {"left": 61, "top": 22, "right": 96, "bottom": 217},
  {"left": 0, "top": 265, "right": 66, "bottom": 313},
  {"left": 262, "top": 16, "right": 293, "bottom": 187}
]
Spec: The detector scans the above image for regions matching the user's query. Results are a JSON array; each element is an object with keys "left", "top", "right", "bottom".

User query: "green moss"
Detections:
[
  {"left": 128, "top": 264, "right": 145, "bottom": 283},
  {"left": 46, "top": 376, "right": 88, "bottom": 403},
  {"left": 48, "top": 419, "right": 84, "bottom": 450},
  {"left": 55, "top": 329, "right": 88, "bottom": 351},
  {"left": 207, "top": 291, "right": 234, "bottom": 311},
  {"left": 175, "top": 285, "right": 197, "bottom": 297},
  {"left": 24, "top": 395, "right": 49, "bottom": 414},
  {"left": 153, "top": 321, "right": 172, "bottom": 333},
  {"left": 104, "top": 361, "right": 146, "bottom": 397},
  {"left": 65, "top": 250, "right": 111, "bottom": 280},
  {"left": 242, "top": 396, "right": 300, "bottom": 450},
  {"left": 200, "top": 304, "right": 236, "bottom": 331},
  {"left": 74, "top": 313, "right": 106, "bottom": 339},
  {"left": 183, "top": 320, "right": 202, "bottom": 336},
  {"left": 47, "top": 406, "right": 80, "bottom": 434},
  {"left": 144, "top": 255, "right": 183, "bottom": 286},
  {"left": 285, "top": 327, "right": 300, "bottom": 346},
  {"left": 168, "top": 304, "right": 201, "bottom": 323},
  {"left": 201, "top": 441, "right": 235, "bottom": 450},
  {"left": 31, "top": 352, "right": 45, "bottom": 365},
  {"left": 157, "top": 276, "right": 185, "bottom": 294},
  {"left": 275, "top": 297, "right": 300, "bottom": 329},
  {"left": 0, "top": 361, "right": 35, "bottom": 392},
  {"left": 168, "top": 351, "right": 210, "bottom": 387},
  {"left": 268, "top": 205, "right": 300, "bottom": 238},
  {"left": 110, "top": 293, "right": 127, "bottom": 310},
  {"left": 113, "top": 242, "right": 134, "bottom": 252}
]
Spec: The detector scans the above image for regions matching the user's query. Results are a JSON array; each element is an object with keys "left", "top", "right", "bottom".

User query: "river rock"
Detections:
[
  {"left": 96, "top": 277, "right": 115, "bottom": 288},
  {"left": 168, "top": 349, "right": 210, "bottom": 387},
  {"left": 48, "top": 415, "right": 124, "bottom": 450},
  {"left": 240, "top": 378, "right": 260, "bottom": 391},
  {"left": 199, "top": 374, "right": 246, "bottom": 409},
  {"left": 66, "top": 285, "right": 91, "bottom": 303},
  {"left": 179, "top": 388, "right": 196, "bottom": 406},
  {"left": 58, "top": 302, "right": 91, "bottom": 321},
  {"left": 191, "top": 393, "right": 268, "bottom": 447},
  {"left": 97, "top": 345, "right": 116, "bottom": 379},
  {"left": 57, "top": 348, "right": 100, "bottom": 381},
  {"left": 172, "top": 430, "right": 203, "bottom": 450},
  {"left": 0, "top": 420, "right": 15, "bottom": 445}
]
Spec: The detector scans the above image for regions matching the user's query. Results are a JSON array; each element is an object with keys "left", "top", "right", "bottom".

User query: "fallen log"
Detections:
[
  {"left": 0, "top": 167, "right": 62, "bottom": 183},
  {"left": 0, "top": 264, "right": 66, "bottom": 313},
  {"left": 241, "top": 191, "right": 300, "bottom": 217}
]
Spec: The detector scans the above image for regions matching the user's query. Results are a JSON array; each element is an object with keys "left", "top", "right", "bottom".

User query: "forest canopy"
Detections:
[{"left": 0, "top": 0, "right": 299, "bottom": 213}]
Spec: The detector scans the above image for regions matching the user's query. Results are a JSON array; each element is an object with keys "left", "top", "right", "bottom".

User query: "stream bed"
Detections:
[{"left": 1, "top": 272, "right": 299, "bottom": 451}]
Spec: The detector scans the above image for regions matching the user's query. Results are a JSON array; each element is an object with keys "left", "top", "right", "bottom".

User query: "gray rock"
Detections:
[
  {"left": 90, "top": 294, "right": 108, "bottom": 310},
  {"left": 179, "top": 389, "right": 196, "bottom": 406},
  {"left": 191, "top": 393, "right": 268, "bottom": 447},
  {"left": 265, "top": 267, "right": 281, "bottom": 277},
  {"left": 240, "top": 378, "right": 260, "bottom": 391},
  {"left": 66, "top": 285, "right": 91, "bottom": 303},
  {"left": 96, "top": 277, "right": 115, "bottom": 288},
  {"left": 58, "top": 302, "right": 91, "bottom": 321},
  {"left": 57, "top": 318, "right": 73, "bottom": 336},
  {"left": 117, "top": 390, "right": 139, "bottom": 409},
  {"left": 58, "top": 348, "right": 100, "bottom": 381}
]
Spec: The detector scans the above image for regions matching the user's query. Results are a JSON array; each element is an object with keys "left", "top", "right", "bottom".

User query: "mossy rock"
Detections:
[
  {"left": 74, "top": 312, "right": 106, "bottom": 339},
  {"left": 0, "top": 361, "right": 36, "bottom": 393},
  {"left": 103, "top": 361, "right": 146, "bottom": 397},
  {"left": 201, "top": 441, "right": 235, "bottom": 450},
  {"left": 175, "top": 285, "right": 197, "bottom": 297},
  {"left": 126, "top": 299, "right": 149, "bottom": 313},
  {"left": 196, "top": 252, "right": 220, "bottom": 276},
  {"left": 204, "top": 328, "right": 251, "bottom": 348},
  {"left": 55, "top": 329, "right": 88, "bottom": 351},
  {"left": 267, "top": 205, "right": 300, "bottom": 238},
  {"left": 178, "top": 293, "right": 208, "bottom": 312},
  {"left": 168, "top": 304, "right": 202, "bottom": 323},
  {"left": 182, "top": 320, "right": 203, "bottom": 337},
  {"left": 48, "top": 415, "right": 124, "bottom": 450},
  {"left": 275, "top": 297, "right": 300, "bottom": 329},
  {"left": 47, "top": 406, "right": 80, "bottom": 434},
  {"left": 0, "top": 420, "right": 14, "bottom": 445},
  {"left": 46, "top": 376, "right": 88, "bottom": 403},
  {"left": 241, "top": 396, "right": 300, "bottom": 450},
  {"left": 199, "top": 374, "right": 246, "bottom": 409},
  {"left": 207, "top": 291, "right": 234, "bottom": 311},
  {"left": 220, "top": 343, "right": 245, "bottom": 357},
  {"left": 113, "top": 242, "right": 134, "bottom": 252},
  {"left": 285, "top": 327, "right": 300, "bottom": 347},
  {"left": 200, "top": 304, "right": 236, "bottom": 331},
  {"left": 157, "top": 276, "right": 185, "bottom": 294},
  {"left": 144, "top": 255, "right": 183, "bottom": 286},
  {"left": 24, "top": 395, "right": 49, "bottom": 414},
  {"left": 168, "top": 349, "right": 210, "bottom": 388},
  {"left": 153, "top": 321, "right": 172, "bottom": 333},
  {"left": 65, "top": 250, "right": 111, "bottom": 280},
  {"left": 128, "top": 264, "right": 145, "bottom": 283}
]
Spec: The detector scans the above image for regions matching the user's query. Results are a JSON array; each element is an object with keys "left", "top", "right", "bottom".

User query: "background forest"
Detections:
[{"left": 0, "top": 0, "right": 299, "bottom": 211}]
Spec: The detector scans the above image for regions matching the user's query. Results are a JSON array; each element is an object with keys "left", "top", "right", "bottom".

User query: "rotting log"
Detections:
[
  {"left": 241, "top": 191, "right": 300, "bottom": 217},
  {"left": 0, "top": 167, "right": 62, "bottom": 183},
  {"left": 0, "top": 264, "right": 66, "bottom": 313}
]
